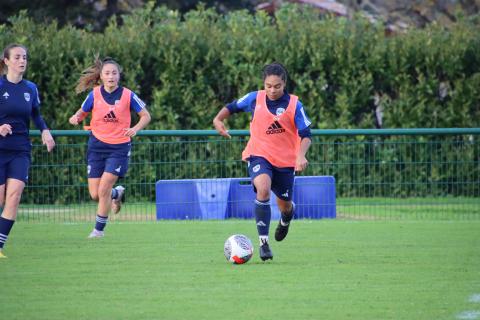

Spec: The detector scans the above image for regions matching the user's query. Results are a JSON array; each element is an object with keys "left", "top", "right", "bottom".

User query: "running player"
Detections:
[
  {"left": 0, "top": 44, "right": 56, "bottom": 258},
  {"left": 69, "top": 57, "right": 150, "bottom": 238},
  {"left": 213, "top": 62, "right": 312, "bottom": 261}
]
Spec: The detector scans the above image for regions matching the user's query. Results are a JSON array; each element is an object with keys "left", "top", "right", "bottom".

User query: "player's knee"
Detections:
[
  {"left": 89, "top": 192, "right": 99, "bottom": 202},
  {"left": 256, "top": 188, "right": 270, "bottom": 201},
  {"left": 97, "top": 186, "right": 112, "bottom": 199}
]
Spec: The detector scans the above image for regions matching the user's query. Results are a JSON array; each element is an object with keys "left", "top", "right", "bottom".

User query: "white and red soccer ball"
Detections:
[{"left": 224, "top": 234, "right": 253, "bottom": 264}]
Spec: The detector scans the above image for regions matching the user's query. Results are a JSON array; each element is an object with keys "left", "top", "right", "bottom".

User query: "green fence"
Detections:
[{"left": 19, "top": 128, "right": 480, "bottom": 222}]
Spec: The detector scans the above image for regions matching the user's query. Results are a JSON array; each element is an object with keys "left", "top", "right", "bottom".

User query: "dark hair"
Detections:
[
  {"left": 262, "top": 62, "right": 288, "bottom": 83},
  {"left": 75, "top": 55, "right": 123, "bottom": 94},
  {"left": 1, "top": 43, "right": 28, "bottom": 75}
]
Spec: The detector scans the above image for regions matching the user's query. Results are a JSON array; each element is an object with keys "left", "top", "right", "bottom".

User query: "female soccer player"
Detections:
[
  {"left": 69, "top": 57, "right": 150, "bottom": 238},
  {"left": 213, "top": 62, "right": 312, "bottom": 261},
  {"left": 0, "top": 44, "right": 56, "bottom": 258}
]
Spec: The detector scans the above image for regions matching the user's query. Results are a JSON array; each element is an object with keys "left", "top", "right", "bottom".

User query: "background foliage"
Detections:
[
  {"left": 1, "top": 5, "right": 479, "bottom": 202},
  {"left": 1, "top": 3, "right": 479, "bottom": 131}
]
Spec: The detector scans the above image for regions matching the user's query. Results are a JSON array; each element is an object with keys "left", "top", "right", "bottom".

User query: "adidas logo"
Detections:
[
  {"left": 256, "top": 221, "right": 267, "bottom": 227},
  {"left": 266, "top": 121, "right": 285, "bottom": 134},
  {"left": 103, "top": 111, "right": 119, "bottom": 123}
]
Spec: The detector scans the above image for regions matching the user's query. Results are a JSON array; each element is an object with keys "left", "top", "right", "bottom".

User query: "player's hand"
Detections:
[
  {"left": 69, "top": 114, "right": 80, "bottom": 125},
  {"left": 0, "top": 124, "right": 13, "bottom": 137},
  {"left": 124, "top": 128, "right": 138, "bottom": 137},
  {"left": 295, "top": 155, "right": 308, "bottom": 172},
  {"left": 41, "top": 129, "right": 55, "bottom": 152},
  {"left": 213, "top": 119, "right": 231, "bottom": 139}
]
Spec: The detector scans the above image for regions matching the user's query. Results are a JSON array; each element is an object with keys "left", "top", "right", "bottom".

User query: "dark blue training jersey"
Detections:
[
  {"left": 226, "top": 91, "right": 312, "bottom": 139},
  {"left": 0, "top": 76, "right": 48, "bottom": 151}
]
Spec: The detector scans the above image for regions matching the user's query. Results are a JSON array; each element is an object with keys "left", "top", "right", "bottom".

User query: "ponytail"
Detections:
[{"left": 75, "top": 56, "right": 123, "bottom": 94}]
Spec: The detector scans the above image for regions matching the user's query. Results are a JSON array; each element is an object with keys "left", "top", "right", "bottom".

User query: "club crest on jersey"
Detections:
[
  {"left": 266, "top": 120, "right": 285, "bottom": 134},
  {"left": 276, "top": 108, "right": 285, "bottom": 116},
  {"left": 24, "top": 92, "right": 30, "bottom": 102}
]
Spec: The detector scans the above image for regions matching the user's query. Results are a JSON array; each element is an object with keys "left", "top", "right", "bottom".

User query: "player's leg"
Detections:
[
  {"left": 248, "top": 157, "right": 274, "bottom": 261},
  {"left": 271, "top": 167, "right": 295, "bottom": 242},
  {"left": 0, "top": 180, "right": 26, "bottom": 257},
  {"left": 88, "top": 172, "right": 118, "bottom": 238},
  {"left": 86, "top": 150, "right": 107, "bottom": 238},
  {"left": 0, "top": 184, "right": 4, "bottom": 214},
  {"left": 105, "top": 156, "right": 128, "bottom": 214},
  {"left": 88, "top": 178, "right": 101, "bottom": 202},
  {"left": 0, "top": 183, "right": 4, "bottom": 258},
  {"left": 0, "top": 153, "right": 29, "bottom": 257},
  {"left": 275, "top": 199, "right": 294, "bottom": 241}
]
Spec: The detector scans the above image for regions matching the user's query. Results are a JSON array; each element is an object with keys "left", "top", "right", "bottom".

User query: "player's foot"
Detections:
[
  {"left": 259, "top": 240, "right": 273, "bottom": 261},
  {"left": 87, "top": 229, "right": 104, "bottom": 239},
  {"left": 0, "top": 249, "right": 7, "bottom": 258},
  {"left": 111, "top": 185, "right": 125, "bottom": 214},
  {"left": 275, "top": 220, "right": 290, "bottom": 242}
]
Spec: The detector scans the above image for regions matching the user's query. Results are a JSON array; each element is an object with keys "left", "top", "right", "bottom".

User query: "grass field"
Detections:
[{"left": 1, "top": 220, "right": 479, "bottom": 320}]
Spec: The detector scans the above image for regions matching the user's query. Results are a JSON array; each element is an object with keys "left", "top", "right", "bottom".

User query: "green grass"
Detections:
[{"left": 1, "top": 220, "right": 479, "bottom": 320}]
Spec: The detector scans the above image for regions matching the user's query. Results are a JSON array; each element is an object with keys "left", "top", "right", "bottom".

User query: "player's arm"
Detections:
[
  {"left": 296, "top": 136, "right": 311, "bottom": 172},
  {"left": 294, "top": 101, "right": 313, "bottom": 172},
  {"left": 213, "top": 107, "right": 232, "bottom": 139},
  {"left": 69, "top": 92, "right": 93, "bottom": 125},
  {"left": 69, "top": 108, "right": 89, "bottom": 125},
  {"left": 124, "top": 92, "right": 150, "bottom": 137},
  {"left": 124, "top": 109, "right": 151, "bottom": 137},
  {"left": 30, "top": 83, "right": 55, "bottom": 152},
  {"left": 213, "top": 92, "right": 257, "bottom": 139}
]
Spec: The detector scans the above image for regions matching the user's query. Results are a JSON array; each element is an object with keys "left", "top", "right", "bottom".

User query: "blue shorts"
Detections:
[
  {"left": 87, "top": 148, "right": 130, "bottom": 178},
  {"left": 247, "top": 156, "right": 294, "bottom": 201},
  {"left": 0, "top": 150, "right": 30, "bottom": 184}
]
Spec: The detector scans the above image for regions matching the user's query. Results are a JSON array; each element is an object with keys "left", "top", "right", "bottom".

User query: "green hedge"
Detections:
[
  {"left": 2, "top": 4, "right": 480, "bottom": 203},
  {"left": 1, "top": 3, "right": 479, "bottom": 130}
]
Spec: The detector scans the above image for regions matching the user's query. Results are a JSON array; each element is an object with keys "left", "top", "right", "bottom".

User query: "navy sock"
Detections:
[
  {"left": 0, "top": 216, "right": 15, "bottom": 249},
  {"left": 111, "top": 188, "right": 118, "bottom": 200},
  {"left": 95, "top": 215, "right": 108, "bottom": 232},
  {"left": 254, "top": 199, "right": 271, "bottom": 239},
  {"left": 281, "top": 203, "right": 295, "bottom": 225}
]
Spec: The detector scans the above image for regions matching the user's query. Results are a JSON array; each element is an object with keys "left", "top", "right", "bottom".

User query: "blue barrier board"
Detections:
[{"left": 155, "top": 176, "right": 336, "bottom": 220}]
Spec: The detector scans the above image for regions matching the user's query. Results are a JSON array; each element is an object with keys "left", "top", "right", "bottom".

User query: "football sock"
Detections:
[
  {"left": 254, "top": 199, "right": 271, "bottom": 242},
  {"left": 0, "top": 216, "right": 15, "bottom": 249},
  {"left": 259, "top": 235, "right": 269, "bottom": 245},
  {"left": 111, "top": 188, "right": 119, "bottom": 200},
  {"left": 280, "top": 203, "right": 295, "bottom": 226},
  {"left": 94, "top": 214, "right": 108, "bottom": 232}
]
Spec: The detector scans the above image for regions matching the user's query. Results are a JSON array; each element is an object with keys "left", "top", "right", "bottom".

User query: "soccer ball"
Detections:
[{"left": 224, "top": 234, "right": 254, "bottom": 264}]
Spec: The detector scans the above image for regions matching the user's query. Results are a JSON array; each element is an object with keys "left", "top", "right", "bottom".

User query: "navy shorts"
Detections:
[
  {"left": 0, "top": 150, "right": 31, "bottom": 184},
  {"left": 247, "top": 156, "right": 294, "bottom": 201},
  {"left": 87, "top": 148, "right": 130, "bottom": 178}
]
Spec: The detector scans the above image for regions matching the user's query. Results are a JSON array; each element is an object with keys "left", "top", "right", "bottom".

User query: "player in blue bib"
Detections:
[{"left": 0, "top": 44, "right": 55, "bottom": 258}]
